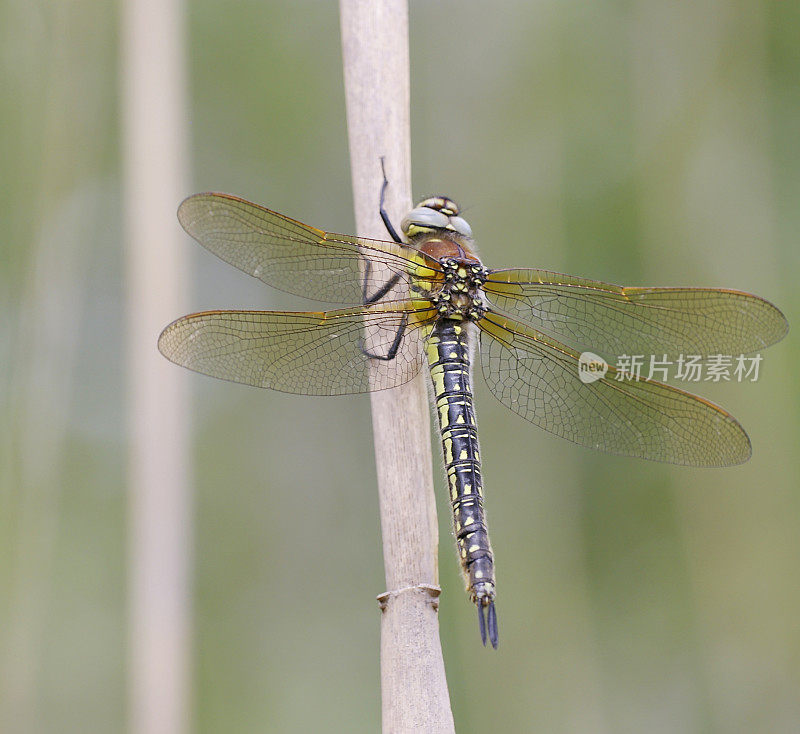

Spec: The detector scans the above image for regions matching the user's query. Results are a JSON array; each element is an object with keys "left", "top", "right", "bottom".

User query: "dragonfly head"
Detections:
[{"left": 401, "top": 196, "right": 473, "bottom": 240}]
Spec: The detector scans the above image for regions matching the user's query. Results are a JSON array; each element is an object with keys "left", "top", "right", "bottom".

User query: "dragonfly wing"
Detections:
[
  {"left": 477, "top": 312, "right": 751, "bottom": 466},
  {"left": 158, "top": 302, "right": 429, "bottom": 395},
  {"left": 483, "top": 268, "right": 788, "bottom": 359},
  {"left": 178, "top": 193, "right": 433, "bottom": 304}
]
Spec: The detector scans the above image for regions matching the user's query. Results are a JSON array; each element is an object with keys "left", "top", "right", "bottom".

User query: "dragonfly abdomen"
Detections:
[{"left": 426, "top": 318, "right": 498, "bottom": 648}]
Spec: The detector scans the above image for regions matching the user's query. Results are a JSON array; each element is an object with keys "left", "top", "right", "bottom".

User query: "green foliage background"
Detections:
[{"left": 2, "top": 1, "right": 798, "bottom": 731}]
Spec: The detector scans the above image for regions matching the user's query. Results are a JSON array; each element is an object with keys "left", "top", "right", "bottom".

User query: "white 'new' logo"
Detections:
[{"left": 578, "top": 352, "right": 608, "bottom": 384}]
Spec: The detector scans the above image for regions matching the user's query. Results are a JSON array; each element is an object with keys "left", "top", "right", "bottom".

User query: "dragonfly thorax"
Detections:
[
  {"left": 403, "top": 194, "right": 486, "bottom": 321},
  {"left": 430, "top": 256, "right": 488, "bottom": 321}
]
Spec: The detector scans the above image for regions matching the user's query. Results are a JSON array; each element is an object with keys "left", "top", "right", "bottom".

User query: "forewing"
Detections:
[
  {"left": 178, "top": 193, "right": 433, "bottom": 304},
  {"left": 483, "top": 269, "right": 788, "bottom": 359},
  {"left": 158, "top": 302, "right": 428, "bottom": 395},
  {"left": 477, "top": 312, "right": 752, "bottom": 466}
]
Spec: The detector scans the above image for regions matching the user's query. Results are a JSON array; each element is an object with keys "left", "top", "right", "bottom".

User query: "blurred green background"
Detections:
[{"left": 2, "top": 1, "right": 798, "bottom": 732}]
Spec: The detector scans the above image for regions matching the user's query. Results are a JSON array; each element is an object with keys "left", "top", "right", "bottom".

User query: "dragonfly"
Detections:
[{"left": 158, "top": 168, "right": 788, "bottom": 650}]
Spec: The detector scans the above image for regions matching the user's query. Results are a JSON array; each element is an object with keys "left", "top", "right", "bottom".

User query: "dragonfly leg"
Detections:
[
  {"left": 361, "top": 259, "right": 403, "bottom": 305},
  {"left": 360, "top": 312, "right": 408, "bottom": 361},
  {"left": 379, "top": 157, "right": 403, "bottom": 244}
]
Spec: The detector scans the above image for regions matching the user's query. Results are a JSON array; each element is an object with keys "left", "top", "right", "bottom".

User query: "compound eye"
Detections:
[
  {"left": 400, "top": 206, "right": 449, "bottom": 234},
  {"left": 449, "top": 216, "right": 472, "bottom": 237}
]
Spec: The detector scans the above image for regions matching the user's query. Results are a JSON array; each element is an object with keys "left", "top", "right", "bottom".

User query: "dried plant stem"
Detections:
[
  {"left": 340, "top": 1, "right": 454, "bottom": 731},
  {"left": 122, "top": 0, "right": 192, "bottom": 731}
]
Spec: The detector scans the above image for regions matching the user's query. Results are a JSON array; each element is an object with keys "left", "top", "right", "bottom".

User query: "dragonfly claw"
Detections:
[
  {"left": 477, "top": 599, "right": 499, "bottom": 649},
  {"left": 478, "top": 603, "right": 487, "bottom": 646},
  {"left": 487, "top": 601, "right": 499, "bottom": 649}
]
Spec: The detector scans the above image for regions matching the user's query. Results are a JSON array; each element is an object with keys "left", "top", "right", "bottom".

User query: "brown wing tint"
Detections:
[
  {"left": 158, "top": 302, "right": 432, "bottom": 396},
  {"left": 483, "top": 268, "right": 787, "bottom": 359},
  {"left": 477, "top": 311, "right": 752, "bottom": 466},
  {"left": 178, "top": 193, "right": 437, "bottom": 305}
]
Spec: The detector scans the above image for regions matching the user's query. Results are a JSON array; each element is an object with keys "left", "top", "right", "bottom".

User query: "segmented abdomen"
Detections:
[{"left": 425, "top": 318, "right": 496, "bottom": 607}]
